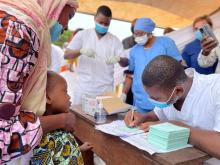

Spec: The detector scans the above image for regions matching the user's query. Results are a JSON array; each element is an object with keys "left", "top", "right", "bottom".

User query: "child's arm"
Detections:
[{"left": 79, "top": 142, "right": 93, "bottom": 152}]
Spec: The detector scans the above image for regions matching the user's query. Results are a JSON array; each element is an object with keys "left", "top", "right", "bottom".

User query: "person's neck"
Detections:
[
  {"left": 143, "top": 36, "right": 155, "bottom": 49},
  {"left": 96, "top": 31, "right": 106, "bottom": 39},
  {"left": 174, "top": 77, "right": 193, "bottom": 111}
]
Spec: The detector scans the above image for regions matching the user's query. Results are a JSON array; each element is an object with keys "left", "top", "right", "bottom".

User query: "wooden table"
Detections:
[{"left": 71, "top": 105, "right": 210, "bottom": 165}]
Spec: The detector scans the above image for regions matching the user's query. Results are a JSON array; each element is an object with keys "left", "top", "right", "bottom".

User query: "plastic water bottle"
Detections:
[{"left": 94, "top": 101, "right": 107, "bottom": 124}]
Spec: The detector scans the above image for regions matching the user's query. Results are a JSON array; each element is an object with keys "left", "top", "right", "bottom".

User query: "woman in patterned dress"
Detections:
[{"left": 0, "top": 0, "right": 78, "bottom": 164}]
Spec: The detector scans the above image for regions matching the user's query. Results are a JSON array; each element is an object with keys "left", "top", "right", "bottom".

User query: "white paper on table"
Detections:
[
  {"left": 121, "top": 133, "right": 192, "bottom": 155},
  {"left": 121, "top": 133, "right": 156, "bottom": 155},
  {"left": 95, "top": 120, "right": 144, "bottom": 137},
  {"left": 96, "top": 120, "right": 192, "bottom": 155}
]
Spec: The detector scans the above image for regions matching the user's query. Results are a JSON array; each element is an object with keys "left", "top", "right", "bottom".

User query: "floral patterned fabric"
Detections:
[{"left": 31, "top": 130, "right": 84, "bottom": 165}]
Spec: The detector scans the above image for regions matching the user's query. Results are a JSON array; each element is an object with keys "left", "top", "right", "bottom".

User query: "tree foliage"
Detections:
[{"left": 53, "top": 30, "right": 73, "bottom": 48}]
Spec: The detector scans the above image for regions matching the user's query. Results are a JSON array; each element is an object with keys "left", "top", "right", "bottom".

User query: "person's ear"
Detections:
[
  {"left": 108, "top": 17, "right": 112, "bottom": 24},
  {"left": 46, "top": 93, "right": 53, "bottom": 105},
  {"left": 148, "top": 33, "right": 153, "bottom": 38},
  {"left": 175, "top": 86, "right": 184, "bottom": 98}
]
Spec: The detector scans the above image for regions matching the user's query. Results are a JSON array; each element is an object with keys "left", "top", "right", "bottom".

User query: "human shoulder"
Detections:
[
  {"left": 156, "top": 36, "right": 173, "bottom": 42},
  {"left": 71, "top": 29, "right": 94, "bottom": 44},
  {"left": 192, "top": 71, "right": 220, "bottom": 92},
  {"left": 81, "top": 28, "right": 94, "bottom": 35},
  {"left": 155, "top": 36, "right": 177, "bottom": 50},
  {"left": 107, "top": 32, "right": 121, "bottom": 42},
  {"left": 184, "top": 39, "right": 199, "bottom": 50},
  {"left": 207, "top": 74, "right": 220, "bottom": 90}
]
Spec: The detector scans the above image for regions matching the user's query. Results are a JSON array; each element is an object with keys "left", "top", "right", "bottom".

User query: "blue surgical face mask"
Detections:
[
  {"left": 149, "top": 98, "right": 172, "bottom": 108},
  {"left": 135, "top": 34, "right": 148, "bottom": 46},
  {"left": 95, "top": 23, "right": 109, "bottom": 34},
  {"left": 149, "top": 87, "right": 178, "bottom": 108},
  {"left": 194, "top": 30, "right": 203, "bottom": 41},
  {"left": 50, "top": 22, "right": 63, "bottom": 42}
]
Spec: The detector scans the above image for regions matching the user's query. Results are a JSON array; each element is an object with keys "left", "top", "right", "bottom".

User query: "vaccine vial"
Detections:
[{"left": 94, "top": 101, "right": 107, "bottom": 124}]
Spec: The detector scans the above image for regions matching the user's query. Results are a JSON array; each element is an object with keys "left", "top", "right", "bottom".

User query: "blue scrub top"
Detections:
[
  {"left": 129, "top": 36, "right": 182, "bottom": 113},
  {"left": 182, "top": 39, "right": 217, "bottom": 74}
]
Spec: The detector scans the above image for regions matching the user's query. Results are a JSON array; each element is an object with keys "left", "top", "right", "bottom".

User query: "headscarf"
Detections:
[
  {"left": 0, "top": 0, "right": 78, "bottom": 115},
  {"left": 36, "top": 0, "right": 79, "bottom": 28},
  {"left": 134, "top": 18, "right": 156, "bottom": 33}
]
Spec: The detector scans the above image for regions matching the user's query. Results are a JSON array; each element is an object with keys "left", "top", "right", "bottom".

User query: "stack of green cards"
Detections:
[{"left": 148, "top": 122, "right": 190, "bottom": 151}]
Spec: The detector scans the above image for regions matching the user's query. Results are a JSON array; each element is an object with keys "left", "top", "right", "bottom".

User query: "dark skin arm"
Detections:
[
  {"left": 39, "top": 112, "right": 76, "bottom": 134},
  {"left": 64, "top": 49, "right": 81, "bottom": 59},
  {"left": 125, "top": 111, "right": 220, "bottom": 158},
  {"left": 140, "top": 119, "right": 220, "bottom": 159},
  {"left": 170, "top": 121, "right": 220, "bottom": 159},
  {"left": 122, "top": 74, "right": 133, "bottom": 95}
]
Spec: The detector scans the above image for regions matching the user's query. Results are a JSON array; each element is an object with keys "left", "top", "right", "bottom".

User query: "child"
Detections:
[{"left": 31, "top": 71, "right": 92, "bottom": 165}]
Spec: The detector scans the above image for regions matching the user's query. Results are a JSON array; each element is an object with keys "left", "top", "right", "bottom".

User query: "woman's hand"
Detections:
[
  {"left": 62, "top": 112, "right": 76, "bottom": 133},
  {"left": 201, "top": 36, "right": 218, "bottom": 56}
]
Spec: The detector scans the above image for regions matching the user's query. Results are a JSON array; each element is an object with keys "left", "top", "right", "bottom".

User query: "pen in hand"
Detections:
[
  {"left": 130, "top": 108, "right": 134, "bottom": 122},
  {"left": 130, "top": 106, "right": 137, "bottom": 124}
]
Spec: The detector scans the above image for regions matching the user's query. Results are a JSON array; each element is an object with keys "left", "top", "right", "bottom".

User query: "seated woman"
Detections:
[{"left": 31, "top": 71, "right": 92, "bottom": 165}]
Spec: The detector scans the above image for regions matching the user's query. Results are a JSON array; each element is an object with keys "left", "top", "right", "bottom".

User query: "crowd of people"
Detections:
[{"left": 0, "top": 0, "right": 220, "bottom": 165}]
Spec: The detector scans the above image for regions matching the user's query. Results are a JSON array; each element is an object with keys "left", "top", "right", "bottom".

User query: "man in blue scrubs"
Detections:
[{"left": 126, "top": 18, "right": 182, "bottom": 113}]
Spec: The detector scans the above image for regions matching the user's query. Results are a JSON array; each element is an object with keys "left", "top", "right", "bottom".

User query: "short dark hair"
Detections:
[
  {"left": 142, "top": 55, "right": 187, "bottom": 89},
  {"left": 193, "top": 15, "right": 213, "bottom": 28},
  {"left": 96, "top": 5, "right": 112, "bottom": 17},
  {"left": 47, "top": 71, "right": 64, "bottom": 92},
  {"left": 164, "top": 27, "right": 175, "bottom": 35}
]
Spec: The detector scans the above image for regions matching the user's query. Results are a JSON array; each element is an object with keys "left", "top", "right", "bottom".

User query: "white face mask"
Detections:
[{"left": 135, "top": 34, "right": 148, "bottom": 45}]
